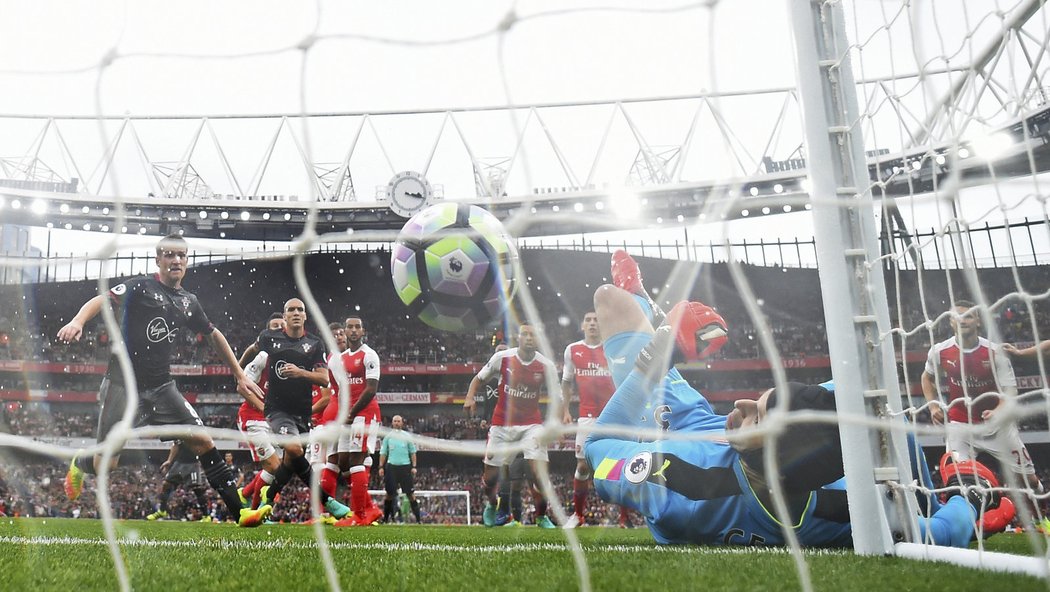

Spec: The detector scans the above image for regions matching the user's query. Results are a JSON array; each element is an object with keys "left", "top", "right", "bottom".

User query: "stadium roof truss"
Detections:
[{"left": 1, "top": 1, "right": 1049, "bottom": 240}]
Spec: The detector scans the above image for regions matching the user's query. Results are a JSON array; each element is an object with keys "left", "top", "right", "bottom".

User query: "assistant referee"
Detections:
[{"left": 379, "top": 415, "right": 421, "bottom": 523}]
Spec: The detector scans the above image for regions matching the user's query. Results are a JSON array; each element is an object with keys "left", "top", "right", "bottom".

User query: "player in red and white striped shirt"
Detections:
[
  {"left": 309, "top": 322, "right": 346, "bottom": 471},
  {"left": 921, "top": 300, "right": 1046, "bottom": 526},
  {"left": 236, "top": 314, "right": 285, "bottom": 510},
  {"left": 320, "top": 315, "right": 383, "bottom": 526},
  {"left": 561, "top": 312, "right": 635, "bottom": 528},
  {"left": 464, "top": 323, "right": 562, "bottom": 528}
]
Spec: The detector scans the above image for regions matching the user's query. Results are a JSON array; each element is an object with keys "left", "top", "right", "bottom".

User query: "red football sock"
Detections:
[
  {"left": 573, "top": 479, "right": 589, "bottom": 517},
  {"left": 320, "top": 463, "right": 340, "bottom": 499},
  {"left": 242, "top": 471, "right": 264, "bottom": 497},
  {"left": 349, "top": 466, "right": 372, "bottom": 513}
]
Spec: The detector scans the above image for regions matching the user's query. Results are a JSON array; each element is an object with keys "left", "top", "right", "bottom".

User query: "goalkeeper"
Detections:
[{"left": 584, "top": 251, "right": 1009, "bottom": 548}]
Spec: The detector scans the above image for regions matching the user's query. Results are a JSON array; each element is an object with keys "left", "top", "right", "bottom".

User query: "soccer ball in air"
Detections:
[{"left": 390, "top": 202, "right": 519, "bottom": 332}]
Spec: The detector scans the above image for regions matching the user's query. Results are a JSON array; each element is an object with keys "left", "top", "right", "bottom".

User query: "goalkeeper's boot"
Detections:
[
  {"left": 483, "top": 502, "right": 497, "bottom": 527},
  {"left": 146, "top": 509, "right": 167, "bottom": 521},
  {"left": 536, "top": 515, "right": 556, "bottom": 529},
  {"left": 238, "top": 504, "right": 272, "bottom": 528},
  {"left": 611, "top": 250, "right": 666, "bottom": 327},
  {"left": 324, "top": 496, "right": 352, "bottom": 520},
  {"left": 64, "top": 456, "right": 85, "bottom": 501},
  {"left": 940, "top": 453, "right": 1014, "bottom": 535}
]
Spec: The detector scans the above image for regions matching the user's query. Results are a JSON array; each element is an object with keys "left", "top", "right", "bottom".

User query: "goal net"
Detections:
[
  {"left": 367, "top": 489, "right": 473, "bottom": 525},
  {"left": 0, "top": 1, "right": 1049, "bottom": 592}
]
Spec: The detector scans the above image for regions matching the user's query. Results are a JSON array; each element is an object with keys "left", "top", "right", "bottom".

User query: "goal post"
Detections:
[
  {"left": 368, "top": 489, "right": 473, "bottom": 525},
  {"left": 788, "top": 0, "right": 926, "bottom": 555}
]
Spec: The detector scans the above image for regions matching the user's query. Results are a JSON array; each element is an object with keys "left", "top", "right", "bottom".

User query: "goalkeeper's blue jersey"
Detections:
[{"left": 585, "top": 343, "right": 852, "bottom": 547}]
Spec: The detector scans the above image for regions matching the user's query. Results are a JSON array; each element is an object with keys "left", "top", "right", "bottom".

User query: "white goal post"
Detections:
[
  {"left": 790, "top": 0, "right": 1050, "bottom": 577},
  {"left": 367, "top": 489, "right": 473, "bottom": 525}
]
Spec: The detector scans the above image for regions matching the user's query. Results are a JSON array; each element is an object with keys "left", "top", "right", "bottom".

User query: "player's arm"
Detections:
[
  {"left": 542, "top": 357, "right": 570, "bottom": 424},
  {"left": 1004, "top": 339, "right": 1050, "bottom": 359},
  {"left": 561, "top": 345, "right": 576, "bottom": 423},
  {"left": 240, "top": 351, "right": 268, "bottom": 413},
  {"left": 465, "top": 353, "right": 499, "bottom": 417},
  {"left": 160, "top": 442, "right": 179, "bottom": 474},
  {"left": 311, "top": 387, "right": 331, "bottom": 415},
  {"left": 920, "top": 370, "right": 943, "bottom": 424},
  {"left": 238, "top": 342, "right": 261, "bottom": 367},
  {"left": 409, "top": 446, "right": 418, "bottom": 474},
  {"left": 464, "top": 375, "right": 482, "bottom": 417},
  {"left": 56, "top": 294, "right": 106, "bottom": 342},
  {"left": 282, "top": 363, "right": 330, "bottom": 387},
  {"left": 378, "top": 438, "right": 389, "bottom": 476},
  {"left": 921, "top": 347, "right": 944, "bottom": 424},
  {"left": 560, "top": 379, "right": 575, "bottom": 424},
  {"left": 985, "top": 347, "right": 1019, "bottom": 419},
  {"left": 205, "top": 328, "right": 265, "bottom": 402}
]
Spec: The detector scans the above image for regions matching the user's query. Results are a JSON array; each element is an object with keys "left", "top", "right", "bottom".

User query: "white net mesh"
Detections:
[{"left": 1, "top": 1, "right": 1050, "bottom": 591}]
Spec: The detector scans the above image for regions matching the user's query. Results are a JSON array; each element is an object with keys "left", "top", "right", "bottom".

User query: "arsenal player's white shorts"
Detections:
[
  {"left": 337, "top": 414, "right": 380, "bottom": 454},
  {"left": 237, "top": 418, "right": 277, "bottom": 463},
  {"left": 946, "top": 420, "right": 1035, "bottom": 475},
  {"left": 308, "top": 425, "right": 327, "bottom": 466},
  {"left": 574, "top": 416, "right": 598, "bottom": 460},
  {"left": 484, "top": 424, "right": 547, "bottom": 466}
]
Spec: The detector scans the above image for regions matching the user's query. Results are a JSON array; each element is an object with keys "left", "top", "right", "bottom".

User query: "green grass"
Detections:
[{"left": 0, "top": 518, "right": 1047, "bottom": 591}]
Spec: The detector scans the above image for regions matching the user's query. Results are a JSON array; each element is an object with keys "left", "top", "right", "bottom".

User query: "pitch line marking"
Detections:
[{"left": 0, "top": 535, "right": 848, "bottom": 556}]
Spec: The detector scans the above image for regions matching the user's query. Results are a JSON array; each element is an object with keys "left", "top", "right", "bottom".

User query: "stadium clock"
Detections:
[{"left": 387, "top": 170, "right": 435, "bottom": 218}]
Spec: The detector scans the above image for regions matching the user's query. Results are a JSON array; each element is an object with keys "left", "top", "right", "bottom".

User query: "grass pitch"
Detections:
[{"left": 1, "top": 518, "right": 1047, "bottom": 591}]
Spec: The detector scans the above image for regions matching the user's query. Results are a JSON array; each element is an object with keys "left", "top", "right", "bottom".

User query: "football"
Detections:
[{"left": 390, "top": 202, "right": 519, "bottom": 332}]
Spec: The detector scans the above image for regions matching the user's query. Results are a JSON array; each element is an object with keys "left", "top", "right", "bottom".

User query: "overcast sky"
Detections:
[{"left": 0, "top": 0, "right": 1047, "bottom": 265}]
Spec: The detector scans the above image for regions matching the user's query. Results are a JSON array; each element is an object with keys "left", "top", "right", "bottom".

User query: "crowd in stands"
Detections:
[{"left": 0, "top": 459, "right": 626, "bottom": 526}]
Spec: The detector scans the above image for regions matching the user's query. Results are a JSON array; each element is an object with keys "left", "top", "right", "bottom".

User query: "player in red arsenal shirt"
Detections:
[
  {"left": 321, "top": 315, "right": 384, "bottom": 526},
  {"left": 922, "top": 299, "right": 1047, "bottom": 528},
  {"left": 561, "top": 312, "right": 633, "bottom": 528},
  {"left": 236, "top": 313, "right": 285, "bottom": 511},
  {"left": 464, "top": 323, "right": 563, "bottom": 528}
]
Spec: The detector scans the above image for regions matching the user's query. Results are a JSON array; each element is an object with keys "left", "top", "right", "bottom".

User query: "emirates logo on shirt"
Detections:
[{"left": 146, "top": 317, "right": 177, "bottom": 343}]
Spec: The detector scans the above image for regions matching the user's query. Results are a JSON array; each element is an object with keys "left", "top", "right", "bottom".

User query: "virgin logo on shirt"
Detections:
[
  {"left": 275, "top": 361, "right": 302, "bottom": 380},
  {"left": 146, "top": 317, "right": 177, "bottom": 343}
]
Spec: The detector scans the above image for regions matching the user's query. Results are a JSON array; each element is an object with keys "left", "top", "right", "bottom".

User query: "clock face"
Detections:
[{"left": 388, "top": 171, "right": 434, "bottom": 218}]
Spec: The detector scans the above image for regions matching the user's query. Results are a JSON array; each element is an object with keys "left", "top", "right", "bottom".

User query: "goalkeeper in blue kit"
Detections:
[{"left": 583, "top": 251, "right": 1012, "bottom": 547}]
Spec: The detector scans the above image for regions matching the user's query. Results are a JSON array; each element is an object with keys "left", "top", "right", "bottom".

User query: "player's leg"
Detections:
[
  {"left": 240, "top": 422, "right": 280, "bottom": 510},
  {"left": 145, "top": 382, "right": 245, "bottom": 521},
  {"left": 523, "top": 426, "right": 555, "bottom": 529},
  {"left": 383, "top": 463, "right": 398, "bottom": 522},
  {"left": 509, "top": 458, "right": 526, "bottom": 523},
  {"left": 66, "top": 378, "right": 127, "bottom": 500},
  {"left": 609, "top": 249, "right": 666, "bottom": 326},
  {"left": 482, "top": 426, "right": 512, "bottom": 527},
  {"left": 400, "top": 466, "right": 421, "bottom": 522},
  {"left": 335, "top": 416, "right": 381, "bottom": 526},
  {"left": 570, "top": 418, "right": 592, "bottom": 527},
  {"left": 916, "top": 496, "right": 977, "bottom": 547},
  {"left": 147, "top": 478, "right": 176, "bottom": 520},
  {"left": 981, "top": 425, "right": 1045, "bottom": 528},
  {"left": 496, "top": 463, "right": 513, "bottom": 523}
]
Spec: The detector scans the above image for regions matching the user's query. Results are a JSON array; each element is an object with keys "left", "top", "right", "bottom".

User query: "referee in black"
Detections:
[{"left": 379, "top": 415, "right": 421, "bottom": 523}]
